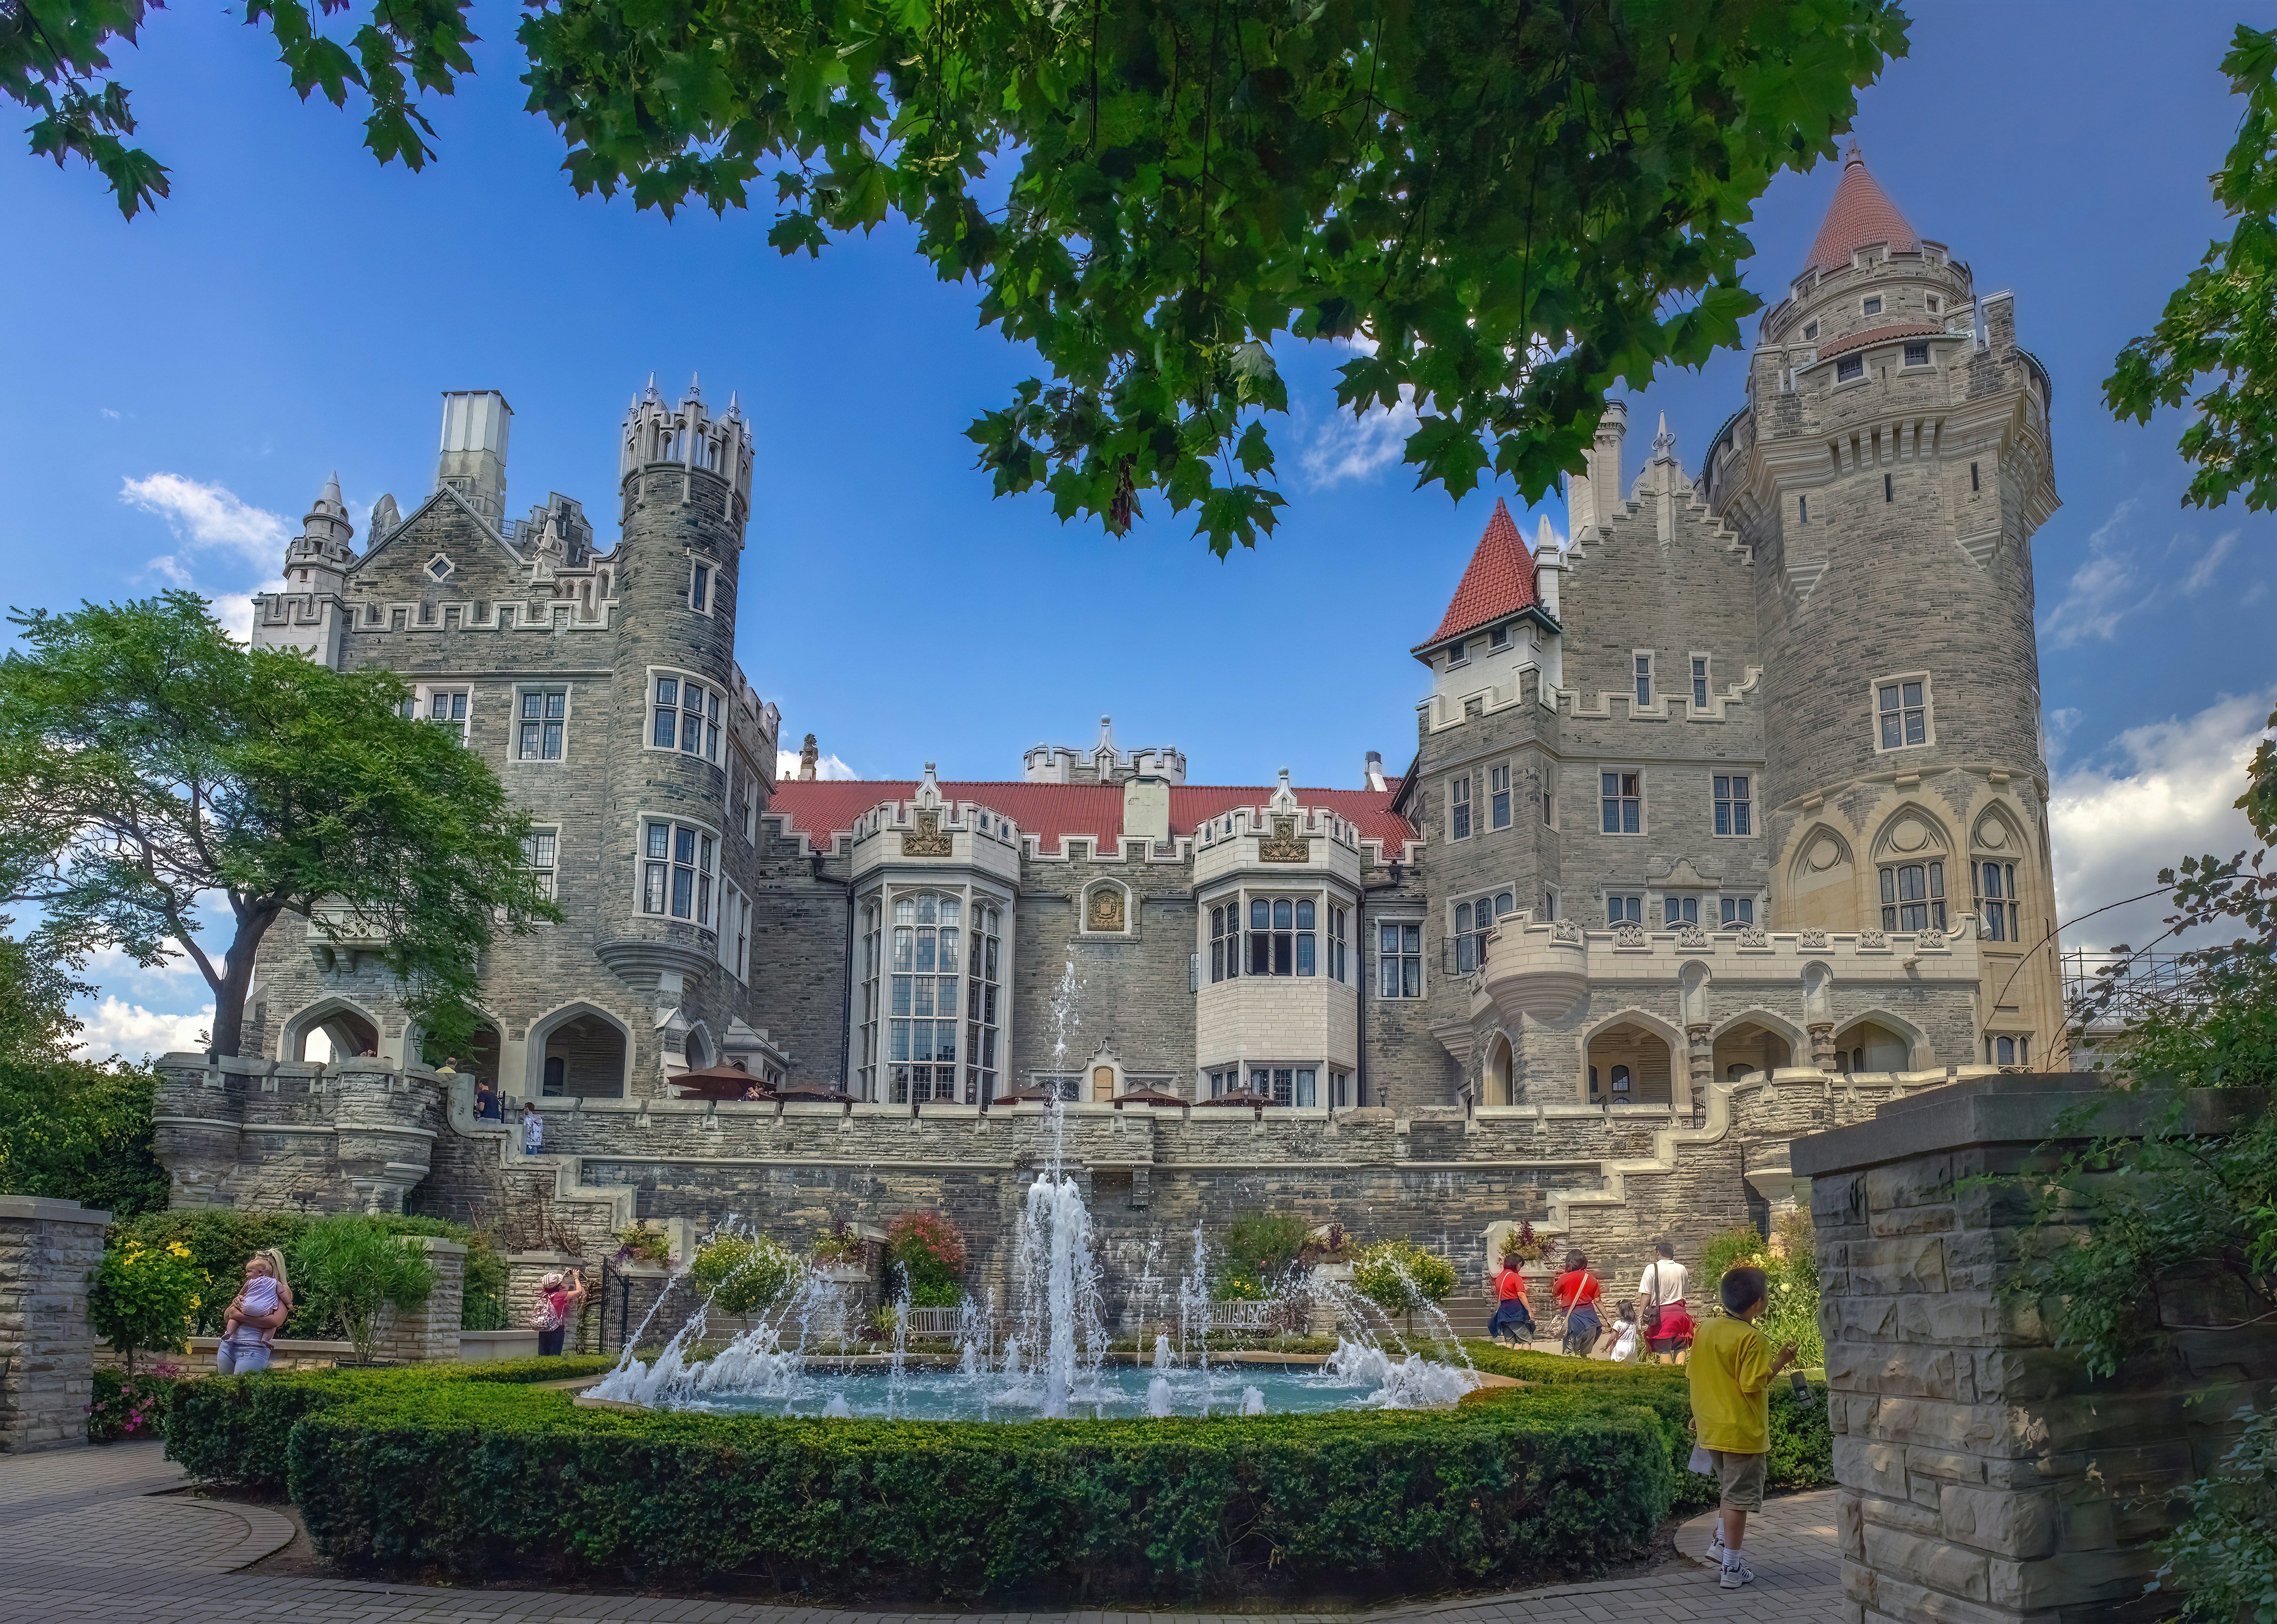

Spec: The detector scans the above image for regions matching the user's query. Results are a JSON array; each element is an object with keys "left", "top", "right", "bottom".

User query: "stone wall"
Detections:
[
  {"left": 370, "top": 1237, "right": 465, "bottom": 1364},
  {"left": 1793, "top": 1073, "right": 2277, "bottom": 1624},
  {"left": 0, "top": 1196, "right": 110, "bottom": 1452}
]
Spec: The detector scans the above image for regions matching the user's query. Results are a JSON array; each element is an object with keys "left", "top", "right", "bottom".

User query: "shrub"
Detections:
[
  {"left": 2155, "top": 1401, "right": 2277, "bottom": 1621},
  {"left": 1499, "top": 1220, "right": 1550, "bottom": 1266},
  {"left": 690, "top": 1233, "right": 795, "bottom": 1314},
  {"left": 204, "top": 1371, "right": 1679, "bottom": 1596},
  {"left": 810, "top": 1222, "right": 864, "bottom": 1265},
  {"left": 89, "top": 1237, "right": 203, "bottom": 1371},
  {"left": 885, "top": 1211, "right": 967, "bottom": 1307},
  {"left": 88, "top": 1361, "right": 186, "bottom": 1442},
  {"left": 1351, "top": 1239, "right": 1458, "bottom": 1329},
  {"left": 110, "top": 1209, "right": 504, "bottom": 1334},
  {"left": 292, "top": 1215, "right": 436, "bottom": 1365},
  {"left": 612, "top": 1226, "right": 671, "bottom": 1267},
  {"left": 0, "top": 1055, "right": 171, "bottom": 1217},
  {"left": 1694, "top": 1214, "right": 1824, "bottom": 1368},
  {"left": 1222, "top": 1212, "right": 1310, "bottom": 1277}
]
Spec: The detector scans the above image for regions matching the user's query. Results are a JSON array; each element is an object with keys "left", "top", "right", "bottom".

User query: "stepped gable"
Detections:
[
  {"left": 1804, "top": 141, "right": 1919, "bottom": 274},
  {"left": 768, "top": 778, "right": 1414, "bottom": 852},
  {"left": 1412, "top": 496, "right": 1541, "bottom": 656}
]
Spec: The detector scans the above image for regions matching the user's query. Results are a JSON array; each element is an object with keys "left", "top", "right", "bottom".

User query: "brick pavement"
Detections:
[{"left": 0, "top": 1441, "right": 1839, "bottom": 1622}]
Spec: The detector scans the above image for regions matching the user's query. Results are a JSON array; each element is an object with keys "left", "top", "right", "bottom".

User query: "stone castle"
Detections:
[{"left": 156, "top": 145, "right": 2064, "bottom": 1301}]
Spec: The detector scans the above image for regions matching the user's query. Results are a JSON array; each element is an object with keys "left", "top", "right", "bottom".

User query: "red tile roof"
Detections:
[
  {"left": 1804, "top": 145, "right": 1919, "bottom": 275},
  {"left": 767, "top": 779, "right": 1417, "bottom": 856},
  {"left": 1817, "top": 322, "right": 1941, "bottom": 362},
  {"left": 1413, "top": 496, "right": 1541, "bottom": 656}
]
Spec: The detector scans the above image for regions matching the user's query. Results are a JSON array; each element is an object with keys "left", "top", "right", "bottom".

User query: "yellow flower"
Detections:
[{"left": 166, "top": 1242, "right": 191, "bottom": 1258}]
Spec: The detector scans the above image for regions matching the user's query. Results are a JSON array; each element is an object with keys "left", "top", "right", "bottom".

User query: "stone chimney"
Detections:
[
  {"left": 798, "top": 734, "right": 818, "bottom": 781},
  {"left": 1364, "top": 751, "right": 1387, "bottom": 792}
]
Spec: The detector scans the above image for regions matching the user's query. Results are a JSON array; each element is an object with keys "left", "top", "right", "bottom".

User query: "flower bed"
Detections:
[{"left": 171, "top": 1356, "right": 1686, "bottom": 1599}]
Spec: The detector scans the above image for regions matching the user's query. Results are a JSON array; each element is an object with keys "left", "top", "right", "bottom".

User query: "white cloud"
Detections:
[
  {"left": 2049, "top": 688, "right": 2275, "bottom": 951},
  {"left": 778, "top": 749, "right": 859, "bottom": 781},
  {"left": 119, "top": 473, "right": 290, "bottom": 573},
  {"left": 2177, "top": 528, "right": 2237, "bottom": 595},
  {"left": 2038, "top": 500, "right": 2139, "bottom": 649},
  {"left": 100, "top": 407, "right": 123, "bottom": 421},
  {"left": 73, "top": 996, "right": 212, "bottom": 1062},
  {"left": 1299, "top": 387, "right": 1420, "bottom": 489}
]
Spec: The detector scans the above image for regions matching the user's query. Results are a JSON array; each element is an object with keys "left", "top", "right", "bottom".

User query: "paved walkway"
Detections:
[{"left": 0, "top": 1441, "right": 1840, "bottom": 1622}]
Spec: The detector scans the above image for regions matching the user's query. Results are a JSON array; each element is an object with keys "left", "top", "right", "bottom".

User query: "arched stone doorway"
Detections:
[
  {"left": 1712, "top": 1020, "right": 1794, "bottom": 1082},
  {"left": 1834, "top": 1018, "right": 1914, "bottom": 1073},
  {"left": 1586, "top": 1021, "right": 1674, "bottom": 1104},
  {"left": 531, "top": 1006, "right": 630, "bottom": 1099},
  {"left": 416, "top": 1020, "right": 503, "bottom": 1095},
  {"left": 1482, "top": 1033, "right": 1514, "bottom": 1106},
  {"left": 284, "top": 1000, "right": 379, "bottom": 1064}
]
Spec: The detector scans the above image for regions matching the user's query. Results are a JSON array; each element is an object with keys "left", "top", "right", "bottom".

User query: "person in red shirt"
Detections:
[
  {"left": 1486, "top": 1258, "right": 1535, "bottom": 1344},
  {"left": 1554, "top": 1250, "right": 1604, "bottom": 1355}
]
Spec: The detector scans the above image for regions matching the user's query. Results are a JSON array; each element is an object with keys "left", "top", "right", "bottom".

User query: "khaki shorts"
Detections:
[{"left": 1707, "top": 1450, "right": 1766, "bottom": 1510}]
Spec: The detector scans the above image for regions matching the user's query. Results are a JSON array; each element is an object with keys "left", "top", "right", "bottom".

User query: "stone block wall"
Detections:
[
  {"left": 371, "top": 1237, "right": 466, "bottom": 1364},
  {"left": 1794, "top": 1074, "right": 2277, "bottom": 1623},
  {"left": 0, "top": 1196, "right": 110, "bottom": 1452}
]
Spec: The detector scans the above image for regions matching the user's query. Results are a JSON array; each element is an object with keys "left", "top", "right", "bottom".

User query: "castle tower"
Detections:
[
  {"left": 595, "top": 375, "right": 757, "bottom": 1026},
  {"left": 436, "top": 390, "right": 512, "bottom": 521},
  {"left": 250, "top": 473, "right": 358, "bottom": 664},
  {"left": 1702, "top": 143, "right": 2064, "bottom": 1066},
  {"left": 286, "top": 472, "right": 356, "bottom": 594}
]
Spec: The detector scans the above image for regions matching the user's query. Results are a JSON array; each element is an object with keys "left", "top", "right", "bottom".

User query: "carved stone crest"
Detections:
[
  {"left": 1085, "top": 885, "right": 1127, "bottom": 933},
  {"left": 1613, "top": 923, "right": 1648, "bottom": 949},
  {"left": 1797, "top": 928, "right": 1829, "bottom": 948},
  {"left": 1552, "top": 920, "right": 1582, "bottom": 944},
  {"left": 1257, "top": 815, "right": 1312, "bottom": 863},
  {"left": 900, "top": 809, "right": 952, "bottom": 857},
  {"left": 1857, "top": 928, "right": 1888, "bottom": 948},
  {"left": 1738, "top": 926, "right": 1769, "bottom": 948},
  {"left": 1918, "top": 928, "right": 1947, "bottom": 950},
  {"left": 1676, "top": 925, "right": 1708, "bottom": 949}
]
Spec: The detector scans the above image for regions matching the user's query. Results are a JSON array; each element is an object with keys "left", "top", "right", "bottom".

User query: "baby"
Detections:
[{"left": 218, "top": 1255, "right": 284, "bottom": 1374}]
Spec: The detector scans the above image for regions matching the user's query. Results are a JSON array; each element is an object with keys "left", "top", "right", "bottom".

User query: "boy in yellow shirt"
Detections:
[{"left": 1687, "top": 1264, "right": 1799, "bottom": 1589}]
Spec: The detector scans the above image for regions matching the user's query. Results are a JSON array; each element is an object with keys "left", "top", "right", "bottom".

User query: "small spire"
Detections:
[
  {"left": 1845, "top": 137, "right": 1864, "bottom": 168},
  {"left": 1652, "top": 412, "right": 1676, "bottom": 459},
  {"left": 643, "top": 373, "right": 661, "bottom": 404},
  {"left": 321, "top": 470, "right": 342, "bottom": 506}
]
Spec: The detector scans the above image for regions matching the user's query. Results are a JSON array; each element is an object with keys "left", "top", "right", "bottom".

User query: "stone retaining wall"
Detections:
[{"left": 0, "top": 1196, "right": 110, "bottom": 1452}]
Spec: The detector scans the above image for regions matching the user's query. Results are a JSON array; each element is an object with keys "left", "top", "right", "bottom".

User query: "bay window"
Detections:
[
  {"left": 964, "top": 901, "right": 1002, "bottom": 1103},
  {"left": 890, "top": 892, "right": 962, "bottom": 1103},
  {"left": 641, "top": 820, "right": 715, "bottom": 925},
  {"left": 1248, "top": 897, "right": 1315, "bottom": 977},
  {"left": 649, "top": 671, "right": 723, "bottom": 764},
  {"left": 1880, "top": 861, "right": 1946, "bottom": 932}
]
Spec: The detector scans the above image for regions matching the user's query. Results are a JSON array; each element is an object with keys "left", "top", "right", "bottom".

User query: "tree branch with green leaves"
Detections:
[
  {"left": 10, "top": 0, "right": 1907, "bottom": 555},
  {"left": 0, "top": 592, "right": 560, "bottom": 1058}
]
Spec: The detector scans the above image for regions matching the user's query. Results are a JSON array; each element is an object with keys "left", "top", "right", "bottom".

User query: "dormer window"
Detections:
[
  {"left": 1837, "top": 355, "right": 1864, "bottom": 383},
  {"left": 1488, "top": 624, "right": 1509, "bottom": 650},
  {"left": 1447, "top": 638, "right": 1467, "bottom": 665},
  {"left": 1862, "top": 296, "right": 1884, "bottom": 317}
]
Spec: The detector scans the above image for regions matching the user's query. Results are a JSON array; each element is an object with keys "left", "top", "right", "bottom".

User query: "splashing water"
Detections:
[
  {"left": 1145, "top": 1376, "right": 1173, "bottom": 1418},
  {"left": 1239, "top": 1385, "right": 1267, "bottom": 1416}
]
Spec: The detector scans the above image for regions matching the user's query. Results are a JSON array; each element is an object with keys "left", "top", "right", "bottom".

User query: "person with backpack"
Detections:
[
  {"left": 1486, "top": 1256, "right": 1535, "bottom": 1345},
  {"left": 1553, "top": 1250, "right": 1603, "bottom": 1356},
  {"left": 1638, "top": 1237, "right": 1693, "bottom": 1363},
  {"left": 532, "top": 1267, "right": 585, "bottom": 1355}
]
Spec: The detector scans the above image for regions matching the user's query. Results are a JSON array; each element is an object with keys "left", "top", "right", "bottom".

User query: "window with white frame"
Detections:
[
  {"left": 424, "top": 688, "right": 470, "bottom": 745},
  {"left": 1541, "top": 888, "right": 1558, "bottom": 922},
  {"left": 890, "top": 892, "right": 962, "bottom": 1104},
  {"left": 1206, "top": 1068, "right": 1242, "bottom": 1098},
  {"left": 1662, "top": 895, "right": 1700, "bottom": 927},
  {"left": 1903, "top": 341, "right": 1930, "bottom": 368},
  {"left": 649, "top": 672, "right": 723, "bottom": 764},
  {"left": 964, "top": 900, "right": 1002, "bottom": 1102},
  {"left": 742, "top": 785, "right": 758, "bottom": 842},
  {"left": 1256, "top": 1065, "right": 1316, "bottom": 1108},
  {"left": 1984, "top": 1033, "right": 2031, "bottom": 1068},
  {"left": 1714, "top": 774, "right": 1752, "bottom": 836},
  {"left": 1487, "top": 623, "right": 1509, "bottom": 650},
  {"left": 1601, "top": 770, "right": 1642, "bottom": 834},
  {"left": 689, "top": 560, "right": 716, "bottom": 614},
  {"left": 719, "top": 882, "right": 752, "bottom": 979},
  {"left": 1209, "top": 903, "right": 1239, "bottom": 983},
  {"left": 1450, "top": 774, "right": 1472, "bottom": 840},
  {"left": 1489, "top": 763, "right": 1510, "bottom": 829},
  {"left": 516, "top": 687, "right": 566, "bottom": 761},
  {"left": 1378, "top": 921, "right": 1423, "bottom": 998},
  {"left": 1862, "top": 294, "right": 1883, "bottom": 317},
  {"left": 1328, "top": 904, "right": 1349, "bottom": 982},
  {"left": 1634, "top": 653, "right": 1653, "bottom": 708},
  {"left": 1876, "top": 677, "right": 1930, "bottom": 750},
  {"left": 641, "top": 819, "right": 716, "bottom": 924},
  {"left": 1542, "top": 763, "right": 1556, "bottom": 827},
  {"left": 1455, "top": 892, "right": 1513, "bottom": 972},
  {"left": 1975, "top": 859, "right": 2020, "bottom": 942},
  {"left": 1248, "top": 897, "right": 1316, "bottom": 977},
  {"left": 1328, "top": 1069, "right": 1353, "bottom": 1108},
  {"left": 1447, "top": 637, "right": 1468, "bottom": 665},
  {"left": 1880, "top": 859, "right": 1947, "bottom": 932},
  {"left": 1719, "top": 896, "right": 1755, "bottom": 928},
  {"left": 1692, "top": 656, "right": 1709, "bottom": 710},
  {"left": 1607, "top": 894, "right": 1642, "bottom": 925},
  {"left": 1837, "top": 353, "right": 1864, "bottom": 382},
  {"left": 521, "top": 827, "right": 558, "bottom": 901},
  {"left": 855, "top": 898, "right": 882, "bottom": 1098}
]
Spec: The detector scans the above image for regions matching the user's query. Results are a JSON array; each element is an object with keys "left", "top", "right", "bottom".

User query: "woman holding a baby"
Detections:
[{"left": 216, "top": 1248, "right": 293, "bottom": 1374}]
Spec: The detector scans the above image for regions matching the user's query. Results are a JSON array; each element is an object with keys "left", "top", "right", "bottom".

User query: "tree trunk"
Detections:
[{"left": 208, "top": 908, "right": 279, "bottom": 1057}]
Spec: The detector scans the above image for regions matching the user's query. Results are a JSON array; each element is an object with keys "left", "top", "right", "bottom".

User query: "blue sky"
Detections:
[{"left": 3, "top": 0, "right": 2272, "bottom": 1050}]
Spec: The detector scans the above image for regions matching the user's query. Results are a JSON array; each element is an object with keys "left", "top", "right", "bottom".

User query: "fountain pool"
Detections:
[{"left": 653, "top": 1360, "right": 1412, "bottom": 1422}]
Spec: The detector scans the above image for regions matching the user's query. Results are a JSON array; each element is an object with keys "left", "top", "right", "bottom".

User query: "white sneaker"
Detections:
[
  {"left": 1707, "top": 1524, "right": 1726, "bottom": 1563},
  {"left": 1719, "top": 1558, "right": 1755, "bottom": 1590}
]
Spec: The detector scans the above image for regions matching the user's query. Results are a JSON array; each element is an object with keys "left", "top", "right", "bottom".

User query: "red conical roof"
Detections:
[
  {"left": 1413, "top": 497, "right": 1540, "bottom": 654},
  {"left": 1804, "top": 142, "right": 1919, "bottom": 274}
]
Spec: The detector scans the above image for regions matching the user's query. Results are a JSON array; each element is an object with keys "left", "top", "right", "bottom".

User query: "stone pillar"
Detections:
[
  {"left": 1792, "top": 1074, "right": 2277, "bottom": 1624},
  {"left": 372, "top": 1236, "right": 465, "bottom": 1364},
  {"left": 1809, "top": 1020, "right": 1837, "bottom": 1074},
  {"left": 1685, "top": 1023, "right": 1713, "bottom": 1119},
  {"left": 0, "top": 1197, "right": 112, "bottom": 1452}
]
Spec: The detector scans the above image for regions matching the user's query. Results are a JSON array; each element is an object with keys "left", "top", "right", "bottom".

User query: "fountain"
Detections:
[{"left": 589, "top": 961, "right": 1478, "bottom": 1420}]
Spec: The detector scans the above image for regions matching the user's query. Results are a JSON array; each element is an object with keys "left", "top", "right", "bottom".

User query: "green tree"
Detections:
[
  {"left": 88, "top": 1234, "right": 203, "bottom": 1372},
  {"left": 1351, "top": 1237, "right": 1458, "bottom": 1334},
  {"left": 291, "top": 1214, "right": 437, "bottom": 1364},
  {"left": 2106, "top": 24, "right": 2277, "bottom": 515},
  {"left": 690, "top": 1233, "right": 796, "bottom": 1315},
  {"left": 10, "top": 1, "right": 1906, "bottom": 555},
  {"left": 0, "top": 593, "right": 559, "bottom": 1059}
]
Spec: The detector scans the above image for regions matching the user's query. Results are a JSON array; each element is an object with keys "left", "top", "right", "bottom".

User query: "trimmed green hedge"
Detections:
[
  {"left": 1458, "top": 1343, "right": 1832, "bottom": 1508},
  {"left": 172, "top": 1359, "right": 1684, "bottom": 1598},
  {"left": 165, "top": 1355, "right": 618, "bottom": 1490}
]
